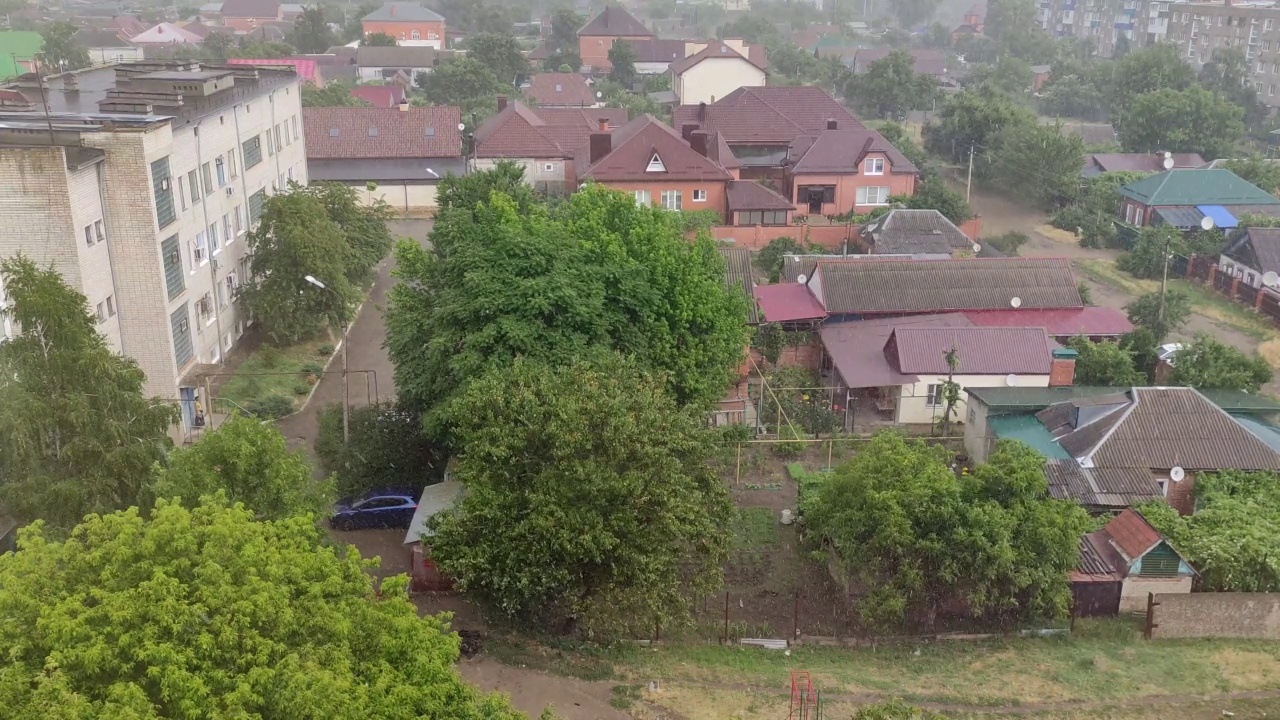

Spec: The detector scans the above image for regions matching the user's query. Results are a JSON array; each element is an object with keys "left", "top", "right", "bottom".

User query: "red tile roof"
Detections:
[
  {"left": 225, "top": 57, "right": 317, "bottom": 82},
  {"left": 302, "top": 106, "right": 462, "bottom": 159},
  {"left": 349, "top": 84, "right": 406, "bottom": 108},
  {"left": 888, "top": 326, "right": 1055, "bottom": 375},
  {"left": 672, "top": 86, "right": 863, "bottom": 144},
  {"left": 110, "top": 15, "right": 148, "bottom": 37},
  {"left": 670, "top": 40, "right": 764, "bottom": 75},
  {"left": 788, "top": 128, "right": 917, "bottom": 175},
  {"left": 754, "top": 283, "right": 828, "bottom": 322},
  {"left": 821, "top": 314, "right": 973, "bottom": 388},
  {"left": 525, "top": 72, "right": 598, "bottom": 107},
  {"left": 727, "top": 180, "right": 793, "bottom": 211},
  {"left": 473, "top": 100, "right": 626, "bottom": 159},
  {"left": 962, "top": 307, "right": 1134, "bottom": 337},
  {"left": 1102, "top": 509, "right": 1164, "bottom": 561},
  {"left": 584, "top": 115, "right": 733, "bottom": 182},
  {"left": 578, "top": 6, "right": 652, "bottom": 37}
]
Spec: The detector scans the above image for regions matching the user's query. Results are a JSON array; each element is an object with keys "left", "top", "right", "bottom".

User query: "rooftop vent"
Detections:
[
  {"left": 368, "top": 127, "right": 378, "bottom": 137},
  {"left": 425, "top": 126, "right": 435, "bottom": 137},
  {"left": 329, "top": 128, "right": 339, "bottom": 137},
  {"left": 555, "top": 83, "right": 563, "bottom": 91}
]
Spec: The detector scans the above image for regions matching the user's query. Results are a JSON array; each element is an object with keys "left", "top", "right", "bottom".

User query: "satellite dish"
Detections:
[
  {"left": 1010, "top": 296, "right": 1022, "bottom": 308},
  {"left": 1006, "top": 374, "right": 1018, "bottom": 386},
  {"left": 1164, "top": 151, "right": 1173, "bottom": 159},
  {"left": 1162, "top": 156, "right": 1175, "bottom": 170},
  {"left": 1201, "top": 215, "right": 1216, "bottom": 231},
  {"left": 796, "top": 273, "right": 808, "bottom": 284},
  {"left": 972, "top": 243, "right": 982, "bottom": 253},
  {"left": 1264, "top": 271, "right": 1280, "bottom": 288},
  {"left": 1170, "top": 466, "right": 1186, "bottom": 483}
]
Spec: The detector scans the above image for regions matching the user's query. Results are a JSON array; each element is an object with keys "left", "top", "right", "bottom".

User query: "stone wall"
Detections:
[{"left": 1150, "top": 593, "right": 1280, "bottom": 639}]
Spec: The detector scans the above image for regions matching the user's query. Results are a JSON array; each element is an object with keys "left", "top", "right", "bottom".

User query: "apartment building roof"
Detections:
[
  {"left": 578, "top": 6, "right": 651, "bottom": 37},
  {"left": 303, "top": 106, "right": 461, "bottom": 159},
  {"left": 225, "top": 57, "right": 318, "bottom": 82}
]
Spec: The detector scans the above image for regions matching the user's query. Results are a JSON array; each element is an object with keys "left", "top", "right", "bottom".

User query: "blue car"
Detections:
[{"left": 330, "top": 489, "right": 418, "bottom": 531}]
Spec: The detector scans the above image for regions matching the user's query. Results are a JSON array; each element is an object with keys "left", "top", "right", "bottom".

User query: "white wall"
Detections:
[
  {"left": 1219, "top": 253, "right": 1264, "bottom": 289},
  {"left": 352, "top": 181, "right": 439, "bottom": 213},
  {"left": 674, "top": 57, "right": 766, "bottom": 105},
  {"left": 358, "top": 66, "right": 430, "bottom": 85},
  {"left": 896, "top": 373, "right": 1051, "bottom": 426},
  {"left": 472, "top": 157, "right": 569, "bottom": 186},
  {"left": 89, "top": 47, "right": 146, "bottom": 64},
  {"left": 1121, "top": 577, "right": 1193, "bottom": 613}
]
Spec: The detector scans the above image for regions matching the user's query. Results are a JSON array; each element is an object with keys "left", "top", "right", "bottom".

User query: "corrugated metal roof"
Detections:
[
  {"left": 404, "top": 480, "right": 462, "bottom": 544},
  {"left": 889, "top": 326, "right": 1054, "bottom": 375},
  {"left": 865, "top": 209, "right": 971, "bottom": 255},
  {"left": 962, "top": 307, "right": 1133, "bottom": 336},
  {"left": 719, "top": 247, "right": 758, "bottom": 324},
  {"left": 1152, "top": 205, "right": 1204, "bottom": 228},
  {"left": 820, "top": 314, "right": 971, "bottom": 388},
  {"left": 814, "top": 257, "right": 1082, "bottom": 315},
  {"left": 989, "top": 413, "right": 1070, "bottom": 459},
  {"left": 967, "top": 386, "right": 1280, "bottom": 413},
  {"left": 1120, "top": 169, "right": 1280, "bottom": 207},
  {"left": 1046, "top": 461, "right": 1164, "bottom": 509},
  {"left": 754, "top": 283, "right": 827, "bottom": 323}
]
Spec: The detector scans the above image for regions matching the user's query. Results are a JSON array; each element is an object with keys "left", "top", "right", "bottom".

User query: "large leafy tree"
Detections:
[
  {"left": 297, "top": 182, "right": 394, "bottom": 284},
  {"left": 361, "top": 31, "right": 397, "bottom": 46},
  {"left": 240, "top": 190, "right": 357, "bottom": 344},
  {"left": 1106, "top": 42, "right": 1194, "bottom": 116},
  {"left": 467, "top": 32, "right": 529, "bottom": 85},
  {"left": 804, "top": 433, "right": 1089, "bottom": 630},
  {"left": 302, "top": 81, "right": 371, "bottom": 107},
  {"left": 38, "top": 22, "right": 90, "bottom": 72},
  {"left": 924, "top": 88, "right": 1037, "bottom": 170},
  {"left": 386, "top": 179, "right": 748, "bottom": 421},
  {"left": 893, "top": 0, "right": 942, "bottom": 28},
  {"left": 1065, "top": 336, "right": 1145, "bottom": 386},
  {"left": 607, "top": 40, "right": 638, "bottom": 86},
  {"left": 0, "top": 257, "right": 176, "bottom": 529},
  {"left": 417, "top": 56, "right": 510, "bottom": 118},
  {"left": 1169, "top": 335, "right": 1273, "bottom": 392},
  {"left": 316, "top": 401, "right": 446, "bottom": 498},
  {"left": 428, "top": 353, "right": 731, "bottom": 636},
  {"left": 1223, "top": 155, "right": 1280, "bottom": 195},
  {"left": 1117, "top": 85, "right": 1245, "bottom": 159},
  {"left": 1199, "top": 47, "right": 1266, "bottom": 127},
  {"left": 151, "top": 414, "right": 332, "bottom": 519},
  {"left": 290, "top": 5, "right": 338, "bottom": 53},
  {"left": 845, "top": 50, "right": 940, "bottom": 119},
  {"left": 983, "top": 0, "right": 1046, "bottom": 60},
  {"left": 1125, "top": 289, "right": 1192, "bottom": 342},
  {"left": 896, "top": 175, "right": 973, "bottom": 223},
  {"left": 1117, "top": 224, "right": 1185, "bottom": 279},
  {"left": 987, "top": 121, "right": 1085, "bottom": 209},
  {"left": 0, "top": 499, "right": 523, "bottom": 718}
]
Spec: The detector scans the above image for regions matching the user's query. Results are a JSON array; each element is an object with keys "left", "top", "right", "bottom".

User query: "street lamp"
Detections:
[
  {"left": 304, "top": 274, "right": 350, "bottom": 443},
  {"left": 425, "top": 167, "right": 439, "bottom": 178}
]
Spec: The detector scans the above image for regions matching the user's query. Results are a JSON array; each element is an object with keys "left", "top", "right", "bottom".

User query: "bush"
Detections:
[
  {"left": 245, "top": 393, "right": 295, "bottom": 419},
  {"left": 983, "top": 231, "right": 1030, "bottom": 255},
  {"left": 315, "top": 401, "right": 445, "bottom": 498},
  {"left": 756, "top": 236, "right": 817, "bottom": 283},
  {"left": 300, "top": 361, "right": 325, "bottom": 374},
  {"left": 318, "top": 343, "right": 336, "bottom": 357},
  {"left": 292, "top": 380, "right": 312, "bottom": 396},
  {"left": 257, "top": 346, "right": 284, "bottom": 369}
]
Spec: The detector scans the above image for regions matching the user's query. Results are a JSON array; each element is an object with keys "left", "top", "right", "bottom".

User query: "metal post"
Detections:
[
  {"left": 966, "top": 144, "right": 975, "bottom": 203},
  {"left": 723, "top": 591, "right": 730, "bottom": 643},
  {"left": 1158, "top": 234, "right": 1171, "bottom": 325},
  {"left": 342, "top": 321, "right": 350, "bottom": 443},
  {"left": 792, "top": 592, "right": 800, "bottom": 640}
]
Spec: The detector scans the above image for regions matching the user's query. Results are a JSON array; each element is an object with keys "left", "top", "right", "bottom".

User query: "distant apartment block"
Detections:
[
  {"left": 1166, "top": 0, "right": 1280, "bottom": 107},
  {"left": 1035, "top": 0, "right": 1169, "bottom": 57},
  {"left": 0, "top": 62, "right": 307, "bottom": 433}
]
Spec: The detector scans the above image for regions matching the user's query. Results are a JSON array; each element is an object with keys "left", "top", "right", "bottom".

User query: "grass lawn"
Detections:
[{"left": 216, "top": 337, "right": 335, "bottom": 418}]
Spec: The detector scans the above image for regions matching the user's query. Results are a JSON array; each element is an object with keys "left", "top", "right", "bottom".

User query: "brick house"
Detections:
[
  {"left": 471, "top": 96, "right": 627, "bottom": 192},
  {"left": 218, "top": 0, "right": 282, "bottom": 32},
  {"left": 786, "top": 125, "right": 917, "bottom": 218},
  {"left": 361, "top": 2, "right": 446, "bottom": 49},
  {"left": 577, "top": 5, "right": 653, "bottom": 71},
  {"left": 1118, "top": 168, "right": 1280, "bottom": 229}
]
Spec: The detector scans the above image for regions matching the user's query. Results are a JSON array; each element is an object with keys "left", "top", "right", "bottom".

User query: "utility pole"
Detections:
[
  {"left": 966, "top": 144, "right": 975, "bottom": 203},
  {"left": 1158, "top": 232, "right": 1171, "bottom": 324}
]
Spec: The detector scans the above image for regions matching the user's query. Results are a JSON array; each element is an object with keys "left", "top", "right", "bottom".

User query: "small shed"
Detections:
[
  {"left": 1071, "top": 509, "right": 1195, "bottom": 616},
  {"left": 404, "top": 480, "right": 463, "bottom": 591}
]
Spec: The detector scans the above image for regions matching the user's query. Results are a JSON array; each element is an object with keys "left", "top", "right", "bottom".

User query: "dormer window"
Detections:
[
  {"left": 646, "top": 153, "right": 666, "bottom": 172},
  {"left": 865, "top": 157, "right": 885, "bottom": 175}
]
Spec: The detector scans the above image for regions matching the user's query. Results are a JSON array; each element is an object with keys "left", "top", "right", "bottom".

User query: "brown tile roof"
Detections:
[
  {"left": 1056, "top": 387, "right": 1280, "bottom": 471},
  {"left": 789, "top": 128, "right": 917, "bottom": 175},
  {"left": 672, "top": 86, "right": 863, "bottom": 145},
  {"left": 726, "top": 180, "right": 793, "bottom": 211},
  {"left": 851, "top": 48, "right": 947, "bottom": 77},
  {"left": 583, "top": 115, "right": 732, "bottom": 182},
  {"left": 887, "top": 326, "right": 1054, "bottom": 375},
  {"left": 865, "top": 209, "right": 971, "bottom": 255},
  {"left": 578, "top": 6, "right": 651, "bottom": 37},
  {"left": 525, "top": 72, "right": 597, "bottom": 107},
  {"left": 1102, "top": 509, "right": 1163, "bottom": 561},
  {"left": 110, "top": 15, "right": 148, "bottom": 37},
  {"left": 622, "top": 37, "right": 686, "bottom": 63},
  {"left": 356, "top": 45, "right": 451, "bottom": 68},
  {"left": 813, "top": 257, "right": 1082, "bottom": 315},
  {"left": 220, "top": 0, "right": 279, "bottom": 18},
  {"left": 473, "top": 100, "right": 626, "bottom": 159},
  {"left": 302, "top": 106, "right": 462, "bottom": 159},
  {"left": 670, "top": 40, "right": 764, "bottom": 75},
  {"left": 528, "top": 40, "right": 552, "bottom": 60}
]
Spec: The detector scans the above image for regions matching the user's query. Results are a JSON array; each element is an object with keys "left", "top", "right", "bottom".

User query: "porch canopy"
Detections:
[{"left": 820, "top": 313, "right": 972, "bottom": 388}]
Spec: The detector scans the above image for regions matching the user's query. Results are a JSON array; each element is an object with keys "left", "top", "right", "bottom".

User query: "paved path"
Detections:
[{"left": 276, "top": 219, "right": 432, "bottom": 450}]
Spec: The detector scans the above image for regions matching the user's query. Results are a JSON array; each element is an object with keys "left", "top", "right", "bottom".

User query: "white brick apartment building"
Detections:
[{"left": 0, "top": 61, "right": 307, "bottom": 433}]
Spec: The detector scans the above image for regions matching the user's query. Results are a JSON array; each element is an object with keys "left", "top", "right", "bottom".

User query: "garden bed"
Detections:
[{"left": 215, "top": 337, "right": 336, "bottom": 419}]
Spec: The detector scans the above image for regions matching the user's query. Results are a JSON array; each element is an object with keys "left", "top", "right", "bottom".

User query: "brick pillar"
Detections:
[
  {"left": 1231, "top": 276, "right": 1240, "bottom": 300},
  {"left": 1049, "top": 348, "right": 1077, "bottom": 387},
  {"left": 1208, "top": 263, "right": 1217, "bottom": 289},
  {"left": 1186, "top": 254, "right": 1196, "bottom": 279},
  {"left": 1258, "top": 286, "right": 1267, "bottom": 310}
]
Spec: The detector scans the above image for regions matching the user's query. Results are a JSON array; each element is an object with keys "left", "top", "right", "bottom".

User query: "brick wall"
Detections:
[
  {"left": 1049, "top": 358, "right": 1075, "bottom": 386},
  {"left": 1150, "top": 592, "right": 1280, "bottom": 639},
  {"left": 708, "top": 224, "right": 853, "bottom": 250},
  {"left": 362, "top": 20, "right": 446, "bottom": 47}
]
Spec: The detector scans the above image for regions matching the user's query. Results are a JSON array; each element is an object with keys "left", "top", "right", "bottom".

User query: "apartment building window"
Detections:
[
  {"left": 234, "top": 205, "right": 245, "bottom": 235},
  {"left": 93, "top": 220, "right": 104, "bottom": 245},
  {"left": 1265, "top": 40, "right": 1273, "bottom": 51},
  {"left": 266, "top": 130, "right": 275, "bottom": 157},
  {"left": 202, "top": 162, "right": 214, "bottom": 195},
  {"left": 692, "top": 189, "right": 707, "bottom": 202},
  {"left": 228, "top": 148, "right": 238, "bottom": 178},
  {"left": 926, "top": 384, "right": 943, "bottom": 407},
  {"left": 209, "top": 222, "right": 221, "bottom": 254},
  {"left": 223, "top": 213, "right": 233, "bottom": 244},
  {"left": 171, "top": 304, "right": 193, "bottom": 367},
  {"left": 249, "top": 189, "right": 267, "bottom": 223},
  {"left": 188, "top": 169, "right": 201, "bottom": 203},
  {"left": 857, "top": 186, "right": 891, "bottom": 205},
  {"left": 193, "top": 231, "right": 209, "bottom": 269},
  {"left": 292, "top": 116, "right": 298, "bottom": 141},
  {"left": 151, "top": 157, "right": 176, "bottom": 229},
  {"left": 223, "top": 331, "right": 233, "bottom": 352},
  {"left": 274, "top": 124, "right": 282, "bottom": 150},
  {"left": 1268, "top": 17, "right": 1274, "bottom": 29},
  {"left": 660, "top": 189, "right": 682, "bottom": 210},
  {"left": 84, "top": 224, "right": 95, "bottom": 247},
  {"left": 1272, "top": 83, "right": 1277, "bottom": 95},
  {"left": 215, "top": 156, "right": 227, "bottom": 186},
  {"left": 243, "top": 135, "right": 263, "bottom": 168},
  {"left": 197, "top": 292, "right": 215, "bottom": 327},
  {"left": 864, "top": 157, "right": 885, "bottom": 175},
  {"left": 1217, "top": 15, "right": 1223, "bottom": 25},
  {"left": 633, "top": 189, "right": 652, "bottom": 206},
  {"left": 161, "top": 235, "right": 184, "bottom": 300},
  {"left": 95, "top": 301, "right": 106, "bottom": 322},
  {"left": 106, "top": 295, "right": 115, "bottom": 317}
]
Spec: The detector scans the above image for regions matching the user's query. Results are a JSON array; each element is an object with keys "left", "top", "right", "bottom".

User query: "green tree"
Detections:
[
  {"left": 983, "top": 0, "right": 1045, "bottom": 60},
  {"left": 428, "top": 353, "right": 731, "bottom": 636},
  {"left": 1039, "top": 72, "right": 1108, "bottom": 121},
  {"left": 607, "top": 40, "right": 638, "bottom": 86},
  {"left": 290, "top": 5, "right": 338, "bottom": 53},
  {"left": 924, "top": 88, "right": 1037, "bottom": 169},
  {"left": 361, "top": 30, "right": 397, "bottom": 45},
  {"left": 896, "top": 175, "right": 973, "bottom": 223},
  {"left": 1125, "top": 289, "right": 1192, "bottom": 342},
  {"left": 297, "top": 182, "right": 394, "bottom": 284},
  {"left": 1065, "top": 336, "right": 1145, "bottom": 386},
  {"left": 152, "top": 414, "right": 331, "bottom": 519},
  {"left": 987, "top": 121, "right": 1085, "bottom": 209},
  {"left": 417, "top": 55, "right": 509, "bottom": 118},
  {"left": 0, "top": 258, "right": 177, "bottom": 528},
  {"left": 1117, "top": 85, "right": 1245, "bottom": 159},
  {"left": 1198, "top": 46, "right": 1266, "bottom": 127},
  {"left": 1117, "top": 224, "right": 1185, "bottom": 279},
  {"left": 1169, "top": 335, "right": 1273, "bottom": 392},
  {"left": 893, "top": 0, "right": 942, "bottom": 28},
  {"left": 38, "top": 21, "right": 90, "bottom": 72},
  {"left": 0, "top": 499, "right": 524, "bottom": 718},
  {"left": 845, "top": 50, "right": 940, "bottom": 119},
  {"left": 1223, "top": 155, "right": 1280, "bottom": 195},
  {"left": 240, "top": 191, "right": 357, "bottom": 344},
  {"left": 855, "top": 700, "right": 945, "bottom": 720},
  {"left": 755, "top": 235, "right": 815, "bottom": 283},
  {"left": 204, "top": 31, "right": 235, "bottom": 59},
  {"left": 316, "top": 401, "right": 446, "bottom": 499},
  {"left": 1107, "top": 42, "right": 1195, "bottom": 116},
  {"left": 543, "top": 50, "right": 582, "bottom": 73},
  {"left": 805, "top": 433, "right": 1089, "bottom": 630},
  {"left": 467, "top": 32, "right": 530, "bottom": 85},
  {"left": 970, "top": 55, "right": 1034, "bottom": 95},
  {"left": 302, "top": 80, "right": 371, "bottom": 107},
  {"left": 549, "top": 8, "right": 584, "bottom": 52},
  {"left": 435, "top": 160, "right": 537, "bottom": 218}
]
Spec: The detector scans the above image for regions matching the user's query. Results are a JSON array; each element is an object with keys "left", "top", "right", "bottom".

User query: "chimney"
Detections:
[
  {"left": 589, "top": 129, "right": 611, "bottom": 164},
  {"left": 690, "top": 130, "right": 709, "bottom": 157},
  {"left": 697, "top": 101, "right": 707, "bottom": 121},
  {"left": 826, "top": 119, "right": 837, "bottom": 130},
  {"left": 398, "top": 97, "right": 409, "bottom": 112},
  {"left": 1049, "top": 348, "right": 1077, "bottom": 387},
  {"left": 497, "top": 94, "right": 507, "bottom": 111},
  {"left": 597, "top": 116, "right": 608, "bottom": 132},
  {"left": 390, "top": 3, "right": 397, "bottom": 16},
  {"left": 681, "top": 123, "right": 696, "bottom": 142}
]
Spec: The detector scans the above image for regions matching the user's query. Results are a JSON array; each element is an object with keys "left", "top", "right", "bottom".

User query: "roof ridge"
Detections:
[{"left": 1078, "top": 388, "right": 1139, "bottom": 468}]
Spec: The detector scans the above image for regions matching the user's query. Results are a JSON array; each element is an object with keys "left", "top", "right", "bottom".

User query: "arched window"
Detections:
[{"left": 411, "top": 29, "right": 421, "bottom": 39}]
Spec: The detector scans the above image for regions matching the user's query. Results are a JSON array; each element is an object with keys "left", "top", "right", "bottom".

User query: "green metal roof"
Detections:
[
  {"left": 1119, "top": 169, "right": 1280, "bottom": 207},
  {"left": 0, "top": 31, "right": 41, "bottom": 82},
  {"left": 1231, "top": 414, "right": 1280, "bottom": 454},
  {"left": 989, "top": 414, "right": 1071, "bottom": 459},
  {"left": 965, "top": 386, "right": 1130, "bottom": 412},
  {"left": 1202, "top": 390, "right": 1280, "bottom": 413}
]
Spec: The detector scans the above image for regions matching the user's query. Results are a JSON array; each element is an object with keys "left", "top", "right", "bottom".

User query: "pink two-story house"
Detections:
[{"left": 785, "top": 125, "right": 918, "bottom": 218}]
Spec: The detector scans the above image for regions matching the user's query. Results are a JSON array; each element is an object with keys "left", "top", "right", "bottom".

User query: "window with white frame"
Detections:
[
  {"left": 266, "top": 131, "right": 275, "bottom": 156},
  {"left": 926, "top": 384, "right": 943, "bottom": 407},
  {"left": 223, "top": 213, "right": 233, "bottom": 244},
  {"left": 106, "top": 295, "right": 115, "bottom": 317},
  {"left": 544, "top": 163, "right": 555, "bottom": 172},
  {"left": 215, "top": 156, "right": 227, "bottom": 186},
  {"left": 94, "top": 220, "right": 105, "bottom": 245},
  {"left": 84, "top": 224, "right": 95, "bottom": 247},
  {"left": 646, "top": 153, "right": 666, "bottom": 172},
  {"left": 660, "top": 189, "right": 682, "bottom": 210},
  {"left": 634, "top": 189, "right": 652, "bottom": 206},
  {"left": 856, "top": 186, "right": 891, "bottom": 205},
  {"left": 209, "top": 223, "right": 221, "bottom": 253},
  {"left": 864, "top": 157, "right": 885, "bottom": 175},
  {"left": 198, "top": 292, "right": 215, "bottom": 325},
  {"left": 193, "top": 231, "right": 208, "bottom": 269},
  {"left": 692, "top": 189, "right": 707, "bottom": 202}
]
